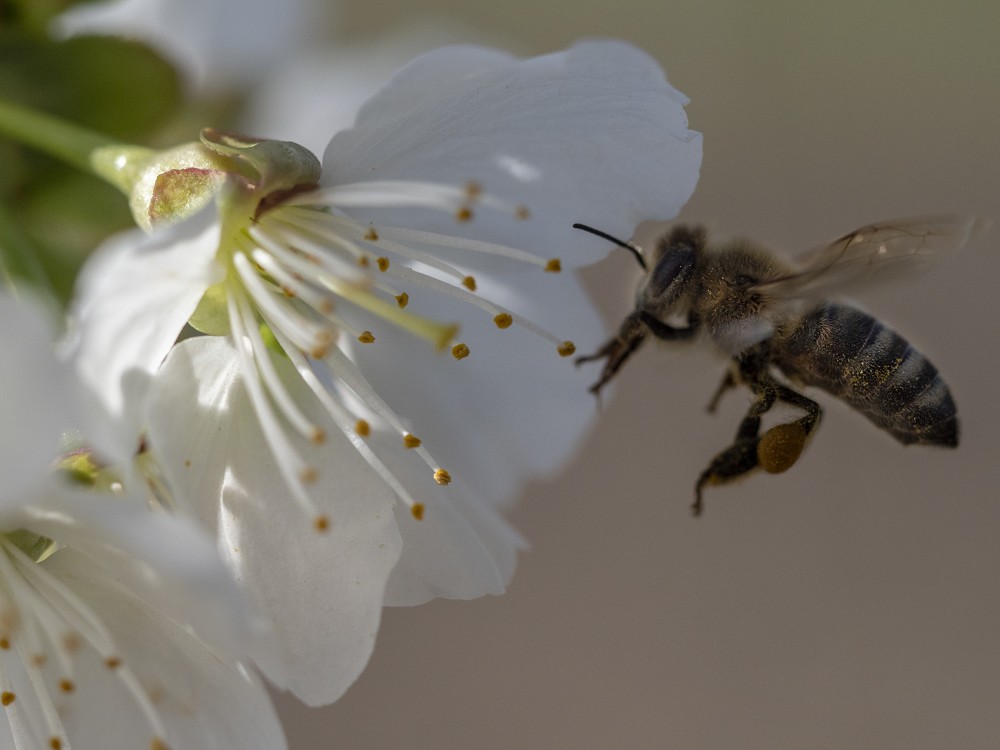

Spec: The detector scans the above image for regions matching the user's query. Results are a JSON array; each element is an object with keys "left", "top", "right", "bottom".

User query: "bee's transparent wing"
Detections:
[{"left": 753, "top": 216, "right": 985, "bottom": 300}]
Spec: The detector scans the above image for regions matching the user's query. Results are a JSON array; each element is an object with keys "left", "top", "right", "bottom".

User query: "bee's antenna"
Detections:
[{"left": 572, "top": 223, "right": 647, "bottom": 271}]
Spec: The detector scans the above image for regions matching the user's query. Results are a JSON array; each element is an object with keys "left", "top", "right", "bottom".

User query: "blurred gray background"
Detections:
[{"left": 275, "top": 1, "right": 1000, "bottom": 747}]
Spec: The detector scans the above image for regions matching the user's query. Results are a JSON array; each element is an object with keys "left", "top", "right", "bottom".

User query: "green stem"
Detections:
[
  {"left": 0, "top": 97, "right": 118, "bottom": 172},
  {"left": 0, "top": 97, "right": 152, "bottom": 196}
]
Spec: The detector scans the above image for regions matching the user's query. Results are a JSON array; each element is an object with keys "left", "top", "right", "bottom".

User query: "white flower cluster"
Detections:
[{"left": 1, "top": 36, "right": 700, "bottom": 750}]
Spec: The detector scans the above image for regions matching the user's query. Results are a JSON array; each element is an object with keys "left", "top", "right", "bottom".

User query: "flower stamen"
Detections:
[
  {"left": 233, "top": 251, "right": 335, "bottom": 356},
  {"left": 227, "top": 290, "right": 323, "bottom": 522},
  {"left": 0, "top": 539, "right": 169, "bottom": 747},
  {"left": 269, "top": 326, "right": 430, "bottom": 520}
]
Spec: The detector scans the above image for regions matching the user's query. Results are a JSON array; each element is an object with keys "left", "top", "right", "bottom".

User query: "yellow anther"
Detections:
[
  {"left": 1, "top": 691, "right": 14, "bottom": 705},
  {"left": 0, "top": 637, "right": 10, "bottom": 650},
  {"left": 355, "top": 419, "right": 371, "bottom": 437},
  {"left": 455, "top": 206, "right": 473, "bottom": 223},
  {"left": 411, "top": 503, "right": 425, "bottom": 521},
  {"left": 545, "top": 258, "right": 562, "bottom": 273},
  {"left": 516, "top": 205, "right": 531, "bottom": 220},
  {"left": 377, "top": 257, "right": 390, "bottom": 272},
  {"left": 403, "top": 433, "right": 422, "bottom": 449},
  {"left": 557, "top": 341, "right": 577, "bottom": 357},
  {"left": 59, "top": 679, "right": 74, "bottom": 694},
  {"left": 150, "top": 738, "right": 171, "bottom": 750},
  {"left": 357, "top": 256, "right": 369, "bottom": 268},
  {"left": 357, "top": 331, "right": 375, "bottom": 344},
  {"left": 493, "top": 313, "right": 513, "bottom": 329},
  {"left": 462, "top": 276, "right": 477, "bottom": 291},
  {"left": 314, "top": 515, "right": 330, "bottom": 532},
  {"left": 364, "top": 227, "right": 379, "bottom": 241},
  {"left": 395, "top": 292, "right": 409, "bottom": 308},
  {"left": 310, "top": 427, "right": 326, "bottom": 445},
  {"left": 434, "top": 468, "right": 452, "bottom": 485},
  {"left": 451, "top": 343, "right": 470, "bottom": 360},
  {"left": 105, "top": 656, "right": 122, "bottom": 670},
  {"left": 300, "top": 467, "right": 318, "bottom": 484},
  {"left": 50, "top": 738, "right": 62, "bottom": 750}
]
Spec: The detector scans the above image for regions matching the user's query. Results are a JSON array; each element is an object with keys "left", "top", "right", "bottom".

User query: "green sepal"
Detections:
[
  {"left": 188, "top": 282, "right": 231, "bottom": 335},
  {"left": 200, "top": 128, "right": 322, "bottom": 196},
  {"left": 4, "top": 529, "right": 54, "bottom": 562}
]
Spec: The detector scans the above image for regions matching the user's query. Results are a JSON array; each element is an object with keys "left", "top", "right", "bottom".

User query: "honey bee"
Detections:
[{"left": 575, "top": 217, "right": 980, "bottom": 516}]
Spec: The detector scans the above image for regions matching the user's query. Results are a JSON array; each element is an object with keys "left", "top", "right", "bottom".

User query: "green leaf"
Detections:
[{"left": 0, "top": 32, "right": 182, "bottom": 139}]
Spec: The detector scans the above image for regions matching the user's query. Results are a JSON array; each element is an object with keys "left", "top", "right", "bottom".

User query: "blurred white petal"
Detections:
[
  {"left": 64, "top": 210, "right": 221, "bottom": 463},
  {"left": 54, "top": 0, "right": 332, "bottom": 91},
  {"left": 0, "top": 294, "right": 73, "bottom": 501}
]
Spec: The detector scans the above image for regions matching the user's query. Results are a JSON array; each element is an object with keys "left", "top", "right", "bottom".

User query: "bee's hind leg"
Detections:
[
  {"left": 693, "top": 354, "right": 824, "bottom": 516},
  {"left": 754, "top": 383, "right": 821, "bottom": 475},
  {"left": 692, "top": 387, "right": 776, "bottom": 517},
  {"left": 706, "top": 368, "right": 738, "bottom": 414}
]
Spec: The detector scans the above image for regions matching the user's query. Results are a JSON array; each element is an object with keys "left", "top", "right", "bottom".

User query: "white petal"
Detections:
[
  {"left": 38, "top": 548, "right": 286, "bottom": 750},
  {"left": 64, "top": 210, "right": 221, "bottom": 462},
  {"left": 54, "top": 0, "right": 327, "bottom": 91},
  {"left": 0, "top": 293, "right": 73, "bottom": 502},
  {"left": 242, "top": 23, "right": 477, "bottom": 155},
  {"left": 323, "top": 39, "right": 702, "bottom": 265},
  {"left": 17, "top": 483, "right": 260, "bottom": 654},
  {"left": 146, "top": 336, "right": 403, "bottom": 705},
  {"left": 378, "top": 456, "right": 527, "bottom": 606}
]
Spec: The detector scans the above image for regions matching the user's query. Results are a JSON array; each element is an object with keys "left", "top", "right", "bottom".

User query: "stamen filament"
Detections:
[
  {"left": 254, "top": 213, "right": 369, "bottom": 279},
  {"left": 372, "top": 225, "right": 554, "bottom": 268},
  {"left": 248, "top": 248, "right": 336, "bottom": 314},
  {"left": 321, "top": 346, "right": 447, "bottom": 478},
  {"left": 230, "top": 259, "right": 326, "bottom": 444},
  {"left": 227, "top": 289, "right": 322, "bottom": 520},
  {"left": 248, "top": 238, "right": 406, "bottom": 326},
  {"left": 321, "top": 275, "right": 457, "bottom": 350},
  {"left": 0, "top": 547, "right": 73, "bottom": 680},
  {"left": 249, "top": 221, "right": 457, "bottom": 348},
  {"left": 268, "top": 326, "right": 427, "bottom": 516},
  {"left": 297, "top": 181, "right": 480, "bottom": 211},
  {"left": 232, "top": 252, "right": 334, "bottom": 356},
  {"left": 274, "top": 208, "right": 470, "bottom": 285}
]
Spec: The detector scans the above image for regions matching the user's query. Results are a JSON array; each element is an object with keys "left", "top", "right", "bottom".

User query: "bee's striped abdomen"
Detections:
[{"left": 774, "top": 303, "right": 958, "bottom": 446}]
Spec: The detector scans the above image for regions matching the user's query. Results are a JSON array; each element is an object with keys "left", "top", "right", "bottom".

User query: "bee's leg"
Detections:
[
  {"left": 705, "top": 368, "right": 738, "bottom": 414},
  {"left": 754, "top": 383, "right": 822, "bottom": 474},
  {"left": 772, "top": 384, "right": 822, "bottom": 434},
  {"left": 575, "top": 313, "right": 646, "bottom": 395},
  {"left": 692, "top": 386, "right": 777, "bottom": 516},
  {"left": 578, "top": 311, "right": 698, "bottom": 396},
  {"left": 636, "top": 310, "right": 699, "bottom": 341}
]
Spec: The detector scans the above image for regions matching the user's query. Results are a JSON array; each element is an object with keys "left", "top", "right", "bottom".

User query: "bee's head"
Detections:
[{"left": 641, "top": 224, "right": 703, "bottom": 311}]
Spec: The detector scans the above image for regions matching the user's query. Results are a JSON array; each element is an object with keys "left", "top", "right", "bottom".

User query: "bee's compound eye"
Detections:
[{"left": 757, "top": 422, "right": 808, "bottom": 473}]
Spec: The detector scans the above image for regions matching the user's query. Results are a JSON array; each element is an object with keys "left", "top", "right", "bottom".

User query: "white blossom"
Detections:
[
  {"left": 0, "top": 294, "right": 285, "bottom": 749},
  {"left": 66, "top": 40, "right": 702, "bottom": 704}
]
